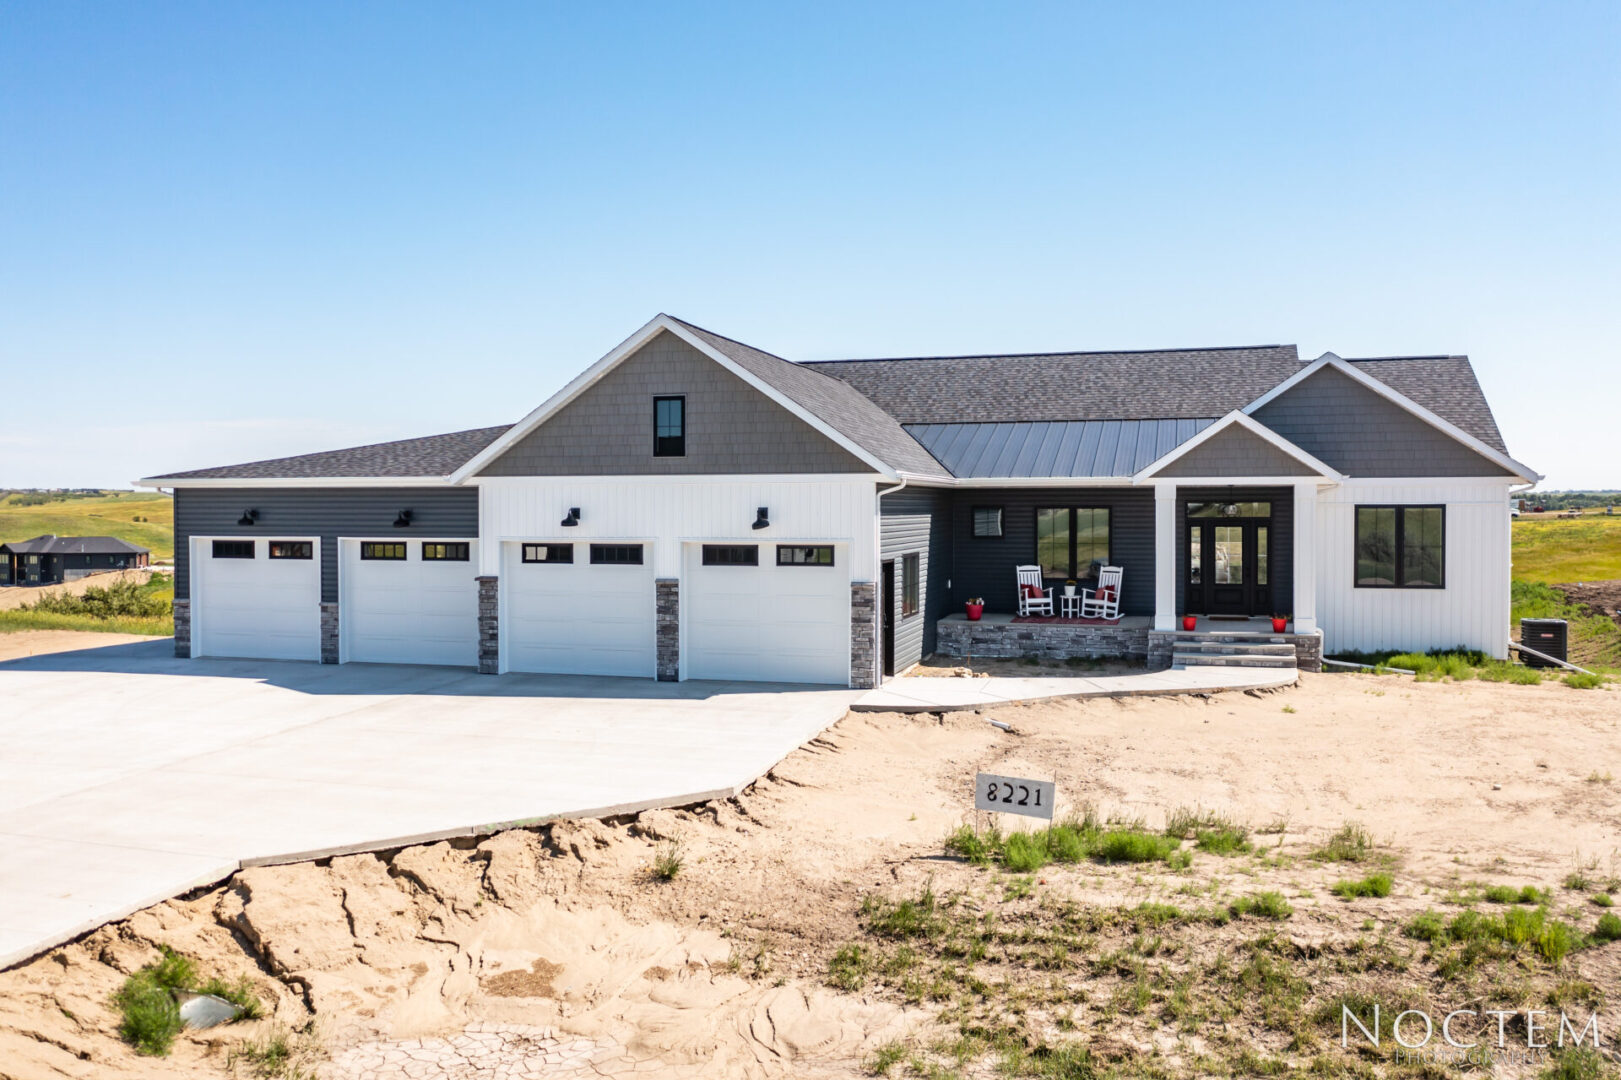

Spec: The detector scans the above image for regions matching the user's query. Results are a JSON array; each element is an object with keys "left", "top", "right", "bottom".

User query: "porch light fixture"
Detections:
[
  {"left": 236, "top": 509, "right": 259, "bottom": 527},
  {"left": 560, "top": 507, "right": 581, "bottom": 527},
  {"left": 752, "top": 507, "right": 770, "bottom": 530},
  {"left": 393, "top": 509, "right": 413, "bottom": 528}
]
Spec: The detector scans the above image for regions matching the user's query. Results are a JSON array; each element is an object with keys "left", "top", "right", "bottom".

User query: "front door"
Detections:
[{"left": 1186, "top": 518, "right": 1272, "bottom": 616}]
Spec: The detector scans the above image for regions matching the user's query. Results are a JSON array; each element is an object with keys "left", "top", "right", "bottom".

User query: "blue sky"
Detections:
[{"left": 2, "top": 2, "right": 1616, "bottom": 489}]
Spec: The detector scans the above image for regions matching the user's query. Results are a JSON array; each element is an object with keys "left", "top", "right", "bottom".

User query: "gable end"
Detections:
[
  {"left": 478, "top": 331, "right": 871, "bottom": 477},
  {"left": 1253, "top": 366, "right": 1515, "bottom": 477},
  {"left": 1153, "top": 423, "right": 1319, "bottom": 478}
]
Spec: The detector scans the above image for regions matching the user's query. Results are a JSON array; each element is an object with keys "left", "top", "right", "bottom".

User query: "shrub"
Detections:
[
  {"left": 26, "top": 579, "right": 171, "bottom": 618},
  {"left": 1593, "top": 913, "right": 1621, "bottom": 942},
  {"left": 1484, "top": 884, "right": 1546, "bottom": 905},
  {"left": 1591, "top": 893, "right": 1614, "bottom": 908},
  {"left": 1095, "top": 829, "right": 1179, "bottom": 864},
  {"left": 1313, "top": 822, "right": 1375, "bottom": 862},
  {"left": 112, "top": 947, "right": 197, "bottom": 1056},
  {"left": 1331, "top": 873, "right": 1393, "bottom": 899},
  {"left": 1230, "top": 892, "right": 1293, "bottom": 920}
]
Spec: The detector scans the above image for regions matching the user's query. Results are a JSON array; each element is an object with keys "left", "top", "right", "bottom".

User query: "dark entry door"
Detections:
[
  {"left": 1186, "top": 519, "right": 1272, "bottom": 616},
  {"left": 880, "top": 561, "right": 896, "bottom": 677}
]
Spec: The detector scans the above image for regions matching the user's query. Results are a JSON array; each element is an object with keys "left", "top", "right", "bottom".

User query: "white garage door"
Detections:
[
  {"left": 193, "top": 537, "right": 320, "bottom": 661},
  {"left": 684, "top": 543, "right": 848, "bottom": 685},
  {"left": 342, "top": 539, "right": 478, "bottom": 667},
  {"left": 504, "top": 541, "right": 655, "bottom": 677}
]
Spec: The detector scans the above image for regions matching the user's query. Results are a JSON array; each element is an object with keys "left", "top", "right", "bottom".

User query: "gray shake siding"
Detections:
[
  {"left": 1173, "top": 486, "right": 1293, "bottom": 615},
  {"left": 173, "top": 487, "right": 480, "bottom": 603},
  {"left": 1155, "top": 424, "right": 1316, "bottom": 477},
  {"left": 479, "top": 331, "right": 870, "bottom": 476},
  {"left": 945, "top": 489, "right": 1156, "bottom": 616},
  {"left": 879, "top": 487, "right": 952, "bottom": 670},
  {"left": 1253, "top": 367, "right": 1513, "bottom": 477}
]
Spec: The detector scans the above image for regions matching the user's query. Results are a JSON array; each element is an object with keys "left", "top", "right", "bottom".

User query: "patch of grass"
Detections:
[
  {"left": 226, "top": 1023, "right": 321, "bottom": 1079},
  {"left": 1483, "top": 883, "right": 1546, "bottom": 904},
  {"left": 112, "top": 947, "right": 196, "bottom": 1056},
  {"left": 651, "top": 841, "right": 684, "bottom": 881},
  {"left": 1591, "top": 893, "right": 1614, "bottom": 908},
  {"left": 1513, "top": 518, "right": 1621, "bottom": 584},
  {"left": 827, "top": 943, "right": 871, "bottom": 991},
  {"left": 1479, "top": 662, "right": 1545, "bottom": 684},
  {"left": 945, "top": 812, "right": 1189, "bottom": 872},
  {"left": 1404, "top": 906, "right": 1588, "bottom": 965},
  {"left": 1593, "top": 912, "right": 1621, "bottom": 942},
  {"left": 867, "top": 1040, "right": 908, "bottom": 1076},
  {"left": 197, "top": 975, "right": 262, "bottom": 1020},
  {"left": 1229, "top": 892, "right": 1293, "bottom": 920},
  {"left": 1331, "top": 873, "right": 1393, "bottom": 899},
  {"left": 1563, "top": 672, "right": 1607, "bottom": 689},
  {"left": 1541, "top": 1047, "right": 1611, "bottom": 1080},
  {"left": 1094, "top": 828, "right": 1180, "bottom": 864},
  {"left": 1511, "top": 579, "right": 1621, "bottom": 671},
  {"left": 1193, "top": 827, "right": 1252, "bottom": 856},
  {"left": 0, "top": 609, "right": 174, "bottom": 635},
  {"left": 1312, "top": 821, "right": 1375, "bottom": 863}
]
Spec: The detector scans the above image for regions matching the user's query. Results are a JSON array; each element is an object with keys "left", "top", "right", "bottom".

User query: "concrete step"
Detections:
[
  {"left": 1176, "top": 641, "right": 1297, "bottom": 656},
  {"left": 1172, "top": 652, "right": 1297, "bottom": 669}
]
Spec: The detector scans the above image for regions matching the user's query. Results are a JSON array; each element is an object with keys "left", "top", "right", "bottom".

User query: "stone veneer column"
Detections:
[
  {"left": 476, "top": 575, "right": 499, "bottom": 674},
  {"left": 172, "top": 599, "right": 191, "bottom": 658},
  {"left": 849, "top": 581, "right": 876, "bottom": 689},
  {"left": 655, "top": 579, "right": 680, "bottom": 681},
  {"left": 319, "top": 602, "right": 340, "bottom": 664}
]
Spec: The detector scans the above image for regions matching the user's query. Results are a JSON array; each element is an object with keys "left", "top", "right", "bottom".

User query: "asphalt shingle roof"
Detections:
[
  {"left": 1, "top": 535, "right": 148, "bottom": 555},
  {"left": 143, "top": 425, "right": 513, "bottom": 481},
  {"left": 1343, "top": 356, "right": 1507, "bottom": 453}
]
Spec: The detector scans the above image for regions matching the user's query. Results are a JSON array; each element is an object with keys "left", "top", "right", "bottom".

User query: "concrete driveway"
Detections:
[{"left": 0, "top": 638, "right": 859, "bottom": 969}]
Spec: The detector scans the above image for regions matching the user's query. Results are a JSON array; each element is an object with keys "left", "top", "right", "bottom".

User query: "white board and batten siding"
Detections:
[
  {"left": 1315, "top": 479, "right": 1515, "bottom": 658},
  {"left": 477, "top": 476, "right": 879, "bottom": 678}
]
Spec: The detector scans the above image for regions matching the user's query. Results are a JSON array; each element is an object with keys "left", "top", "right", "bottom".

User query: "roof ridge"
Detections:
[
  {"left": 1344, "top": 354, "right": 1461, "bottom": 362},
  {"left": 804, "top": 344, "right": 1290, "bottom": 364},
  {"left": 665, "top": 314, "right": 895, "bottom": 392}
]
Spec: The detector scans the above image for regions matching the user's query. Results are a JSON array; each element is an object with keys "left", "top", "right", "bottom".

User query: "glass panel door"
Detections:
[{"left": 1214, "top": 527, "right": 1244, "bottom": 584}]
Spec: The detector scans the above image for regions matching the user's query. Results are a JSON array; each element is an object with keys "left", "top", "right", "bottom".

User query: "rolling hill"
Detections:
[{"left": 0, "top": 491, "right": 175, "bottom": 561}]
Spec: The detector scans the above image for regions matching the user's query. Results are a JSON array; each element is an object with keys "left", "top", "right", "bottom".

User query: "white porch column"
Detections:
[
  {"left": 1292, "top": 481, "right": 1318, "bottom": 634},
  {"left": 1153, "top": 482, "right": 1178, "bottom": 631}
]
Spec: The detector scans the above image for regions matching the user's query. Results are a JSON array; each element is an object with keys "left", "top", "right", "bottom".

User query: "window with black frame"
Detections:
[
  {"left": 1034, "top": 507, "right": 1111, "bottom": 581},
  {"left": 653, "top": 396, "right": 685, "bottom": 457},
  {"left": 901, "top": 553, "right": 919, "bottom": 616},
  {"left": 1355, "top": 506, "right": 1444, "bottom": 588}
]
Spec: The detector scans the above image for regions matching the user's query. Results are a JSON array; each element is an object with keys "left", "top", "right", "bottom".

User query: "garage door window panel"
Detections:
[
  {"left": 212, "top": 540, "right": 255, "bottom": 559},
  {"left": 702, "top": 545, "right": 758, "bottom": 566},
  {"left": 268, "top": 541, "right": 312, "bottom": 560},
  {"left": 422, "top": 542, "right": 470, "bottom": 561},
  {"left": 522, "top": 544, "right": 573, "bottom": 563},
  {"left": 777, "top": 545, "right": 835, "bottom": 566},
  {"left": 590, "top": 544, "right": 644, "bottom": 565},
  {"left": 361, "top": 542, "right": 407, "bottom": 560}
]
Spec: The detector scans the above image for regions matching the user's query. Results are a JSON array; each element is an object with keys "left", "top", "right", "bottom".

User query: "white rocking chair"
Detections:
[
  {"left": 1079, "top": 565, "right": 1123, "bottom": 620},
  {"left": 1015, "top": 564, "right": 1054, "bottom": 616}
]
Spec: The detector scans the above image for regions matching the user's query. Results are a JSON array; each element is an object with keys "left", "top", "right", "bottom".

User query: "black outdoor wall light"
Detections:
[
  {"left": 393, "top": 509, "right": 413, "bottom": 528},
  {"left": 752, "top": 506, "right": 770, "bottom": 530},
  {"left": 560, "top": 507, "right": 581, "bottom": 527},
  {"left": 236, "top": 509, "right": 259, "bottom": 527}
]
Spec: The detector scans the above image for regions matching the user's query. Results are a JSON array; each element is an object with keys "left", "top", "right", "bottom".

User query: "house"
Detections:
[
  {"left": 0, "top": 535, "right": 151, "bottom": 586},
  {"left": 135, "top": 314, "right": 1538, "bottom": 686}
]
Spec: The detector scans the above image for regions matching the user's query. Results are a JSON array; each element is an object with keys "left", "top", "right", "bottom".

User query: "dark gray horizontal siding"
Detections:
[
  {"left": 946, "top": 489, "right": 1156, "bottom": 616},
  {"left": 1156, "top": 424, "right": 1316, "bottom": 477},
  {"left": 1253, "top": 366, "right": 1514, "bottom": 477},
  {"left": 174, "top": 487, "right": 480, "bottom": 603},
  {"left": 1174, "top": 486, "right": 1293, "bottom": 615},
  {"left": 880, "top": 487, "right": 951, "bottom": 668}
]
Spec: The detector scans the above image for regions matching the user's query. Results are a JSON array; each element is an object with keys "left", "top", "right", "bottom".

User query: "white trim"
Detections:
[
  {"left": 447, "top": 314, "right": 900, "bottom": 484},
  {"left": 473, "top": 472, "right": 888, "bottom": 486},
  {"left": 336, "top": 535, "right": 478, "bottom": 666},
  {"left": 136, "top": 476, "right": 452, "bottom": 489},
  {"left": 1132, "top": 411, "right": 1345, "bottom": 482},
  {"left": 1241, "top": 354, "right": 1541, "bottom": 483}
]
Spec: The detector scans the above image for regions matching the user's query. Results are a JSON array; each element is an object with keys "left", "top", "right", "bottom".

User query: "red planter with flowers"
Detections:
[
  {"left": 966, "top": 602, "right": 984, "bottom": 621},
  {"left": 1271, "top": 616, "right": 1289, "bottom": 633},
  {"left": 1182, "top": 615, "right": 1197, "bottom": 631}
]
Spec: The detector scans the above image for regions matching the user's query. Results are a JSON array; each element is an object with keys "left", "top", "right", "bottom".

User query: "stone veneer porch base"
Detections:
[{"left": 937, "top": 613, "right": 1323, "bottom": 672}]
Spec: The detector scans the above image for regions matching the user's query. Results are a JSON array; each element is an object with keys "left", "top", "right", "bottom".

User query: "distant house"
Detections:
[{"left": 0, "top": 535, "right": 150, "bottom": 586}]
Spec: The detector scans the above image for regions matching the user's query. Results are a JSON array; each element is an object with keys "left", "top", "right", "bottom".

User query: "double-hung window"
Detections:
[
  {"left": 654, "top": 396, "right": 685, "bottom": 457},
  {"left": 1355, "top": 506, "right": 1444, "bottom": 588}
]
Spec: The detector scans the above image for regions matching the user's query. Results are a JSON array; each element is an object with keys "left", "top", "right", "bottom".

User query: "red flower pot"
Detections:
[
  {"left": 1271, "top": 617, "right": 1289, "bottom": 633},
  {"left": 966, "top": 603, "right": 984, "bottom": 621},
  {"left": 1181, "top": 615, "right": 1197, "bottom": 631}
]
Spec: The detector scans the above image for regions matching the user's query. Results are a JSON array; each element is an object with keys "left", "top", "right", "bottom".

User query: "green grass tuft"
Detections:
[
  {"left": 1312, "top": 821, "right": 1375, "bottom": 862},
  {"left": 1593, "top": 912, "right": 1621, "bottom": 942},
  {"left": 1229, "top": 891, "right": 1293, "bottom": 920},
  {"left": 651, "top": 841, "right": 684, "bottom": 881},
  {"left": 1331, "top": 873, "right": 1393, "bottom": 899}
]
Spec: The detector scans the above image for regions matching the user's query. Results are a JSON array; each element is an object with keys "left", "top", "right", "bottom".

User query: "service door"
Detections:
[{"left": 684, "top": 542, "right": 849, "bottom": 685}]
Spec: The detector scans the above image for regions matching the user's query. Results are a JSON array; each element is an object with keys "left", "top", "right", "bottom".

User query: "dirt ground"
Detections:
[
  {"left": 1561, "top": 580, "right": 1621, "bottom": 625},
  {"left": 0, "top": 629, "right": 159, "bottom": 660},
  {"left": 2, "top": 673, "right": 1618, "bottom": 1079},
  {"left": 0, "top": 569, "right": 157, "bottom": 612},
  {"left": 907, "top": 654, "right": 1146, "bottom": 679}
]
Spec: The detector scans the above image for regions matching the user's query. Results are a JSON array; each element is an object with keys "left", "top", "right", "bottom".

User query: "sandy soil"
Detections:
[
  {"left": 0, "top": 629, "right": 160, "bottom": 661},
  {"left": 0, "top": 569, "right": 157, "bottom": 612},
  {"left": 2, "top": 673, "right": 1618, "bottom": 1079}
]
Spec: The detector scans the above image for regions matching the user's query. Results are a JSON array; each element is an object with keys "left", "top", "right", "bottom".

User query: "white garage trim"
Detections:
[
  {"left": 681, "top": 540, "right": 851, "bottom": 685},
  {"left": 337, "top": 537, "right": 479, "bottom": 667},
  {"left": 190, "top": 535, "right": 321, "bottom": 662},
  {"left": 500, "top": 538, "right": 657, "bottom": 677}
]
